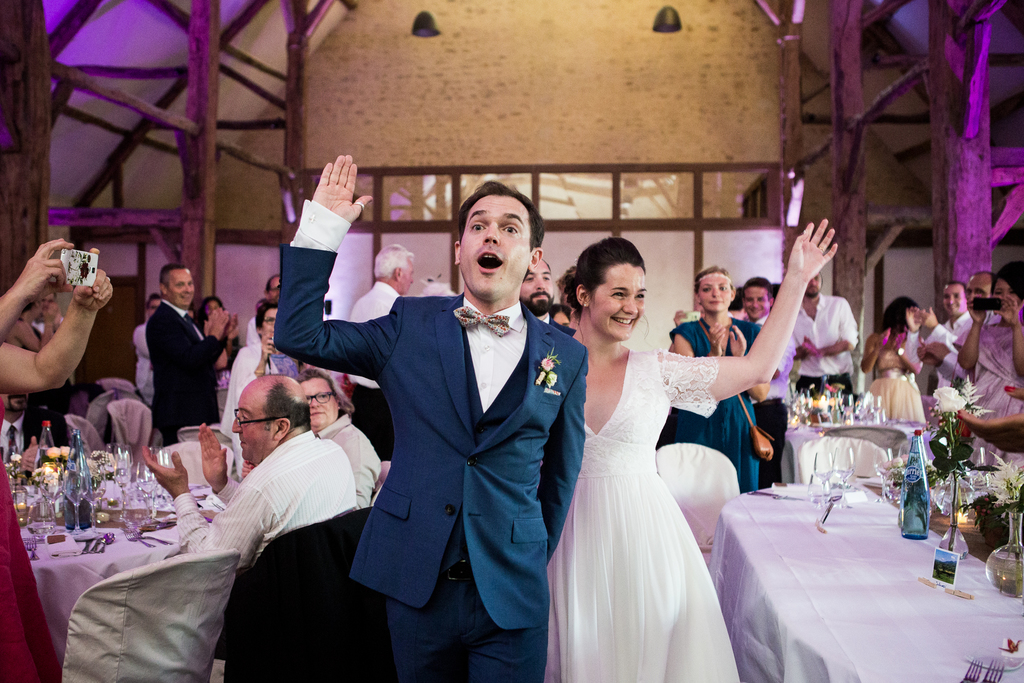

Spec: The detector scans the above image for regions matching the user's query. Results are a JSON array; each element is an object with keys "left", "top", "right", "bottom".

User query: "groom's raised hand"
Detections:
[{"left": 313, "top": 154, "right": 374, "bottom": 224}]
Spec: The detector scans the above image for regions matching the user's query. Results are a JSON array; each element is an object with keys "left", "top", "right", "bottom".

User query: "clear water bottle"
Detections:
[
  {"left": 38, "top": 420, "right": 55, "bottom": 453},
  {"left": 63, "top": 429, "right": 93, "bottom": 531},
  {"left": 900, "top": 429, "right": 930, "bottom": 539}
]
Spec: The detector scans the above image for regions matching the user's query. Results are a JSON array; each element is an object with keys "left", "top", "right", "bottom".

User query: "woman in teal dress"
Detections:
[{"left": 670, "top": 266, "right": 768, "bottom": 493}]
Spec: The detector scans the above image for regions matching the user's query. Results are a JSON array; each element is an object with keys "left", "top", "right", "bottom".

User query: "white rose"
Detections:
[{"left": 934, "top": 387, "right": 967, "bottom": 413}]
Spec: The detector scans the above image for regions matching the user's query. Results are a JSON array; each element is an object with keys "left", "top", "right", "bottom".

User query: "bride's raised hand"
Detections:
[
  {"left": 312, "top": 154, "right": 373, "bottom": 223},
  {"left": 787, "top": 219, "right": 836, "bottom": 284}
]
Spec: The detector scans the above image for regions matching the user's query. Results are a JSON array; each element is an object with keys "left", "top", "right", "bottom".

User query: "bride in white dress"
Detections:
[{"left": 546, "top": 222, "right": 836, "bottom": 682}]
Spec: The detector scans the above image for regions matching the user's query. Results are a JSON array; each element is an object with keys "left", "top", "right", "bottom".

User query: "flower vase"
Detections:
[
  {"left": 986, "top": 512, "right": 1024, "bottom": 598},
  {"left": 939, "top": 474, "right": 968, "bottom": 559}
]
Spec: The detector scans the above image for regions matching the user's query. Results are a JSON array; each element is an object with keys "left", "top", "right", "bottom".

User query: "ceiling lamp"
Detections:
[
  {"left": 653, "top": 6, "right": 682, "bottom": 33},
  {"left": 412, "top": 11, "right": 440, "bottom": 37}
]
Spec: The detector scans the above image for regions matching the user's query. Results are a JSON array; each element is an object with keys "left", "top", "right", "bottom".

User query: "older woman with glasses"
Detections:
[{"left": 298, "top": 368, "right": 382, "bottom": 507}]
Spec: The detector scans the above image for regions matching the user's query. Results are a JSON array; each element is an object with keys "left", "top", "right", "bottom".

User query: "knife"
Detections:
[{"left": 746, "top": 490, "right": 802, "bottom": 501}]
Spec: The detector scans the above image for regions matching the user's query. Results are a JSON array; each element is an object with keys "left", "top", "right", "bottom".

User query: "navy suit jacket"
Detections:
[
  {"left": 276, "top": 245, "right": 587, "bottom": 630},
  {"left": 145, "top": 302, "right": 224, "bottom": 429}
]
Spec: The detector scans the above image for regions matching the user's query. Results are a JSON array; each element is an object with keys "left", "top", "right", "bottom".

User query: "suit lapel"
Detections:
[
  {"left": 161, "top": 303, "right": 200, "bottom": 342},
  {"left": 436, "top": 296, "right": 474, "bottom": 435},
  {"left": 474, "top": 312, "right": 552, "bottom": 453}
]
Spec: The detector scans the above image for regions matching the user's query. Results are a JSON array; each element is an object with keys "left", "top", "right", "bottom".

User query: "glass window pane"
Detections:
[
  {"left": 702, "top": 171, "right": 768, "bottom": 218},
  {"left": 382, "top": 175, "right": 452, "bottom": 221},
  {"left": 620, "top": 173, "right": 694, "bottom": 219},
  {"left": 539, "top": 173, "right": 612, "bottom": 219},
  {"left": 381, "top": 233, "right": 453, "bottom": 297},
  {"left": 460, "top": 174, "right": 533, "bottom": 201}
]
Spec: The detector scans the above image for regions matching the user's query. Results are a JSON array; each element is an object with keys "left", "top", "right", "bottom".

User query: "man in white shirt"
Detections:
[
  {"left": 792, "top": 273, "right": 858, "bottom": 394},
  {"left": 348, "top": 244, "right": 414, "bottom": 461},
  {"left": 143, "top": 375, "right": 356, "bottom": 572},
  {"left": 132, "top": 293, "right": 161, "bottom": 405},
  {"left": 907, "top": 281, "right": 974, "bottom": 389},
  {"left": 245, "top": 275, "right": 281, "bottom": 348},
  {"left": 743, "top": 277, "right": 796, "bottom": 487}
]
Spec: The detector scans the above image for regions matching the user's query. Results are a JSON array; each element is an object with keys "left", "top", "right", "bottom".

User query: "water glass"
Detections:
[
  {"left": 122, "top": 485, "right": 150, "bottom": 532},
  {"left": 808, "top": 474, "right": 831, "bottom": 510},
  {"left": 12, "top": 488, "right": 29, "bottom": 527},
  {"left": 27, "top": 497, "right": 55, "bottom": 542},
  {"left": 833, "top": 448, "right": 856, "bottom": 508}
]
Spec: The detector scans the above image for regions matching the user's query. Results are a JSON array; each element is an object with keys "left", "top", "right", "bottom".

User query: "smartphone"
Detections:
[
  {"left": 60, "top": 249, "right": 98, "bottom": 287},
  {"left": 972, "top": 297, "right": 1002, "bottom": 311}
]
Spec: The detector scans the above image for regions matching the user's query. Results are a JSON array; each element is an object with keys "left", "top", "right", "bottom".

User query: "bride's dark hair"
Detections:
[{"left": 565, "top": 237, "right": 646, "bottom": 317}]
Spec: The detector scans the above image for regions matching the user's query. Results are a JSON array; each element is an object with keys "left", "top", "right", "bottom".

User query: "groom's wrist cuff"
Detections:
[{"left": 290, "top": 199, "right": 351, "bottom": 252}]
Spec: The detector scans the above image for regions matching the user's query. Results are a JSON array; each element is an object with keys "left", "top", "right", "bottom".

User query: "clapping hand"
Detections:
[
  {"left": 204, "top": 308, "right": 232, "bottom": 340},
  {"left": 728, "top": 327, "right": 747, "bottom": 357},
  {"left": 313, "top": 155, "right": 373, "bottom": 223},
  {"left": 141, "top": 446, "right": 190, "bottom": 499},
  {"left": 705, "top": 321, "right": 729, "bottom": 357},
  {"left": 198, "top": 423, "right": 229, "bottom": 493},
  {"left": 786, "top": 219, "right": 836, "bottom": 284},
  {"left": 917, "top": 340, "right": 950, "bottom": 366},
  {"left": 795, "top": 337, "right": 821, "bottom": 359}
]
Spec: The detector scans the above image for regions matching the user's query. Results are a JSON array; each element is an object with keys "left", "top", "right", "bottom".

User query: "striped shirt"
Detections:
[{"left": 173, "top": 430, "right": 356, "bottom": 571}]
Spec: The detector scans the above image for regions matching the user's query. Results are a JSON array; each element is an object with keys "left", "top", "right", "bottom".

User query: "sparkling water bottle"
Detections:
[
  {"left": 900, "top": 429, "right": 930, "bottom": 539},
  {"left": 63, "top": 429, "right": 93, "bottom": 531}
]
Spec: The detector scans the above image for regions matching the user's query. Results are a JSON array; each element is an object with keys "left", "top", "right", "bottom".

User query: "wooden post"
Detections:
[
  {"left": 780, "top": 0, "right": 805, "bottom": 264},
  {"left": 929, "top": 0, "right": 993, "bottom": 301},
  {"left": 281, "top": 0, "right": 308, "bottom": 242},
  {"left": 0, "top": 0, "right": 50, "bottom": 291},
  {"left": 177, "top": 0, "right": 220, "bottom": 297},
  {"left": 829, "top": 0, "right": 867, "bottom": 372}
]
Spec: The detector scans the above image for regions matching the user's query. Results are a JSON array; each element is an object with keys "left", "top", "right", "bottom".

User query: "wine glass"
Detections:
[
  {"left": 122, "top": 485, "right": 150, "bottom": 533},
  {"left": 833, "top": 448, "right": 856, "bottom": 508},
  {"left": 27, "top": 497, "right": 55, "bottom": 543},
  {"left": 873, "top": 448, "right": 891, "bottom": 504},
  {"left": 113, "top": 444, "right": 132, "bottom": 506},
  {"left": 136, "top": 462, "right": 159, "bottom": 518},
  {"left": 813, "top": 449, "right": 834, "bottom": 485},
  {"left": 808, "top": 473, "right": 831, "bottom": 510},
  {"left": 63, "top": 467, "right": 83, "bottom": 534}
]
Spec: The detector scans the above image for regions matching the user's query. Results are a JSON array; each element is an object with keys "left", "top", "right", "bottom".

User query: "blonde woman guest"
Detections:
[{"left": 669, "top": 266, "right": 769, "bottom": 493}]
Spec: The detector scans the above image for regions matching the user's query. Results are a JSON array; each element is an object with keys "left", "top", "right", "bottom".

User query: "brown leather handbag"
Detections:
[{"left": 739, "top": 396, "right": 775, "bottom": 462}]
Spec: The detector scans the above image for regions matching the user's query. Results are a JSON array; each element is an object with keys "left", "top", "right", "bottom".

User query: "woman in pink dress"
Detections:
[{"left": 0, "top": 239, "right": 112, "bottom": 683}]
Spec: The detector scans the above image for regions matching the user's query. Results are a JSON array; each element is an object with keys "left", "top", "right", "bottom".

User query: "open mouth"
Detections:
[
  {"left": 477, "top": 253, "right": 503, "bottom": 271},
  {"left": 611, "top": 317, "right": 634, "bottom": 326}
]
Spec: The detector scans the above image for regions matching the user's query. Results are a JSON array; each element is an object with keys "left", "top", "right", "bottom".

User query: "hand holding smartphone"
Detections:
[{"left": 60, "top": 249, "right": 99, "bottom": 287}]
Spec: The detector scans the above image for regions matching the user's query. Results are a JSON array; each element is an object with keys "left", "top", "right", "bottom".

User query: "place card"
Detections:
[
  {"left": 932, "top": 547, "right": 960, "bottom": 589},
  {"left": 844, "top": 490, "right": 868, "bottom": 504}
]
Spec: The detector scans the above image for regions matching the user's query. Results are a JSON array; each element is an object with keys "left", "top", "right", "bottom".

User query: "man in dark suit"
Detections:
[
  {"left": 276, "top": 155, "right": 587, "bottom": 682},
  {"left": 146, "top": 264, "right": 237, "bottom": 445},
  {"left": 2, "top": 393, "right": 68, "bottom": 468}
]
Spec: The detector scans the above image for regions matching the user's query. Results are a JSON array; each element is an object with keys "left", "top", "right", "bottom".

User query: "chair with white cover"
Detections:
[
  {"left": 163, "top": 441, "right": 210, "bottom": 485},
  {"left": 95, "top": 377, "right": 138, "bottom": 395},
  {"left": 177, "top": 425, "right": 232, "bottom": 447},
  {"left": 86, "top": 389, "right": 142, "bottom": 441},
  {"left": 656, "top": 443, "right": 740, "bottom": 556},
  {"left": 64, "top": 414, "right": 104, "bottom": 453},
  {"left": 107, "top": 399, "right": 152, "bottom": 461},
  {"left": 795, "top": 435, "right": 888, "bottom": 484},
  {"left": 62, "top": 549, "right": 240, "bottom": 683}
]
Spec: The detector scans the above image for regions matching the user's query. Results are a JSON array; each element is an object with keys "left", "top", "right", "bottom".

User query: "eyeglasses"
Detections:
[
  {"left": 233, "top": 410, "right": 288, "bottom": 426},
  {"left": 305, "top": 392, "right": 335, "bottom": 405}
]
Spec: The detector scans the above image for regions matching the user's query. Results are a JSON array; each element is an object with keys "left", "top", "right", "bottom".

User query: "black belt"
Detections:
[
  {"left": 444, "top": 560, "right": 473, "bottom": 581},
  {"left": 758, "top": 398, "right": 784, "bottom": 406}
]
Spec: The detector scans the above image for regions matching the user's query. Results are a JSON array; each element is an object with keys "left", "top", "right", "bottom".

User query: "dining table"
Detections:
[
  {"left": 780, "top": 421, "right": 933, "bottom": 484},
  {"left": 710, "top": 482, "right": 1022, "bottom": 683}
]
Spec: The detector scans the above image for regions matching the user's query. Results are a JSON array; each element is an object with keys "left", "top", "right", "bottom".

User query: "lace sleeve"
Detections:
[{"left": 656, "top": 349, "right": 719, "bottom": 418}]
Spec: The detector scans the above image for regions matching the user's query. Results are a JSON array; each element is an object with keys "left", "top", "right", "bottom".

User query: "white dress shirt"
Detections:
[
  {"left": 317, "top": 414, "right": 382, "bottom": 509},
  {"left": 133, "top": 323, "right": 154, "bottom": 404},
  {"left": 792, "top": 294, "right": 858, "bottom": 377},
  {"left": 291, "top": 199, "right": 528, "bottom": 413},
  {"left": 173, "top": 430, "right": 356, "bottom": 571},
  {"left": 2, "top": 414, "right": 25, "bottom": 463},
  {"left": 905, "top": 312, "right": 973, "bottom": 388},
  {"left": 348, "top": 281, "right": 402, "bottom": 390}
]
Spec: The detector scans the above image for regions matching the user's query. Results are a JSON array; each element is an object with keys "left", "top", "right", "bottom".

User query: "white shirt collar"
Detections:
[
  {"left": 3, "top": 414, "right": 25, "bottom": 433},
  {"left": 162, "top": 299, "right": 193, "bottom": 318},
  {"left": 373, "top": 281, "right": 401, "bottom": 298},
  {"left": 462, "top": 299, "right": 526, "bottom": 333}
]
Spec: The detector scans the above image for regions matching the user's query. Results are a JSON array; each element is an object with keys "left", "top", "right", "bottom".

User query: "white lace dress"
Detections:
[{"left": 545, "top": 350, "right": 740, "bottom": 683}]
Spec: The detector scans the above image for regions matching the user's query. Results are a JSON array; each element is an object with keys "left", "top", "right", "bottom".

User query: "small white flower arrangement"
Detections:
[{"left": 991, "top": 454, "right": 1024, "bottom": 514}]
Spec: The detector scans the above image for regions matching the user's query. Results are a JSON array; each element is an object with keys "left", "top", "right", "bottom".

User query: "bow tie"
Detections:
[{"left": 454, "top": 306, "right": 511, "bottom": 337}]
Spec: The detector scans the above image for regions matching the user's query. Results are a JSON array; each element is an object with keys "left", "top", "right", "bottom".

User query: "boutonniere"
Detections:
[{"left": 534, "top": 350, "right": 561, "bottom": 391}]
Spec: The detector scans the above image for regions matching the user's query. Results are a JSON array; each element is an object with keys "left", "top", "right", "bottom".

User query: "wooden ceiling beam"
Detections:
[
  {"left": 862, "top": 0, "right": 915, "bottom": 27},
  {"left": 141, "top": 0, "right": 190, "bottom": 31},
  {"left": 957, "top": 0, "right": 1008, "bottom": 33},
  {"left": 993, "top": 167, "right": 1024, "bottom": 186},
  {"left": 221, "top": 45, "right": 287, "bottom": 81},
  {"left": 753, "top": 0, "right": 782, "bottom": 26},
  {"left": 49, "top": 207, "right": 182, "bottom": 227},
  {"left": 218, "top": 62, "right": 286, "bottom": 109},
  {"left": 51, "top": 61, "right": 199, "bottom": 134},
  {"left": 0, "top": 36, "right": 19, "bottom": 63},
  {"left": 992, "top": 184, "right": 1024, "bottom": 247},
  {"left": 50, "top": 79, "right": 74, "bottom": 126},
  {"left": 804, "top": 112, "right": 929, "bottom": 124},
  {"left": 61, "top": 105, "right": 179, "bottom": 154},
  {"left": 221, "top": 0, "right": 273, "bottom": 46},
  {"left": 75, "top": 65, "right": 187, "bottom": 79},
  {"left": 1002, "top": 0, "right": 1024, "bottom": 37},
  {"left": 305, "top": 0, "right": 336, "bottom": 38},
  {"left": 48, "top": 0, "right": 104, "bottom": 58},
  {"left": 217, "top": 118, "right": 285, "bottom": 130}
]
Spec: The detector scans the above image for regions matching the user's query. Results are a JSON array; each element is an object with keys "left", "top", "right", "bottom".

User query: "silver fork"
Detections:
[
  {"left": 983, "top": 661, "right": 1005, "bottom": 683},
  {"left": 23, "top": 537, "right": 39, "bottom": 561},
  {"left": 124, "top": 528, "right": 155, "bottom": 548},
  {"left": 961, "top": 660, "right": 984, "bottom": 683}
]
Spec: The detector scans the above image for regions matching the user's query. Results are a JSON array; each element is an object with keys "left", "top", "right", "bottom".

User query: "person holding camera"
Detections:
[{"left": 958, "top": 261, "right": 1024, "bottom": 464}]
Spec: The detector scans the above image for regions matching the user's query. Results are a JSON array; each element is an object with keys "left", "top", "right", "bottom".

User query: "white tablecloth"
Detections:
[
  {"left": 709, "top": 490, "right": 1023, "bottom": 683},
  {"left": 781, "top": 423, "right": 932, "bottom": 484},
  {"left": 27, "top": 525, "right": 181, "bottom": 663}
]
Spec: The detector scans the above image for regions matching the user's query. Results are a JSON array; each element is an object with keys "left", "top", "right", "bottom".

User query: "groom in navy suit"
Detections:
[{"left": 276, "top": 155, "right": 587, "bottom": 681}]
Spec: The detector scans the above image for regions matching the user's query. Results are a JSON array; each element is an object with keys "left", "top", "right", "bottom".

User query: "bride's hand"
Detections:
[{"left": 786, "top": 219, "right": 836, "bottom": 284}]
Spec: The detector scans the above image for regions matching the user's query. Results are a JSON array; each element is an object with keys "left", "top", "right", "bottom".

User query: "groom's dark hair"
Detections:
[{"left": 457, "top": 181, "right": 545, "bottom": 250}]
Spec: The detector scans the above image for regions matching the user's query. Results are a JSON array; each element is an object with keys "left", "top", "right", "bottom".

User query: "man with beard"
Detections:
[{"left": 520, "top": 259, "right": 573, "bottom": 335}]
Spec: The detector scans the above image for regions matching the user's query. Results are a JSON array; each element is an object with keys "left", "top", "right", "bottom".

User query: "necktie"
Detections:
[{"left": 454, "top": 307, "right": 511, "bottom": 338}]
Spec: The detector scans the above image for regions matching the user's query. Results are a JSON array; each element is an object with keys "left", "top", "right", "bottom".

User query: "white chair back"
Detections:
[
  {"left": 64, "top": 414, "right": 104, "bottom": 453},
  {"left": 795, "top": 436, "right": 888, "bottom": 484},
  {"left": 62, "top": 549, "right": 240, "bottom": 683},
  {"left": 86, "top": 389, "right": 143, "bottom": 439},
  {"left": 656, "top": 443, "right": 739, "bottom": 552},
  {"left": 164, "top": 441, "right": 209, "bottom": 485},
  {"left": 95, "top": 377, "right": 138, "bottom": 395},
  {"left": 107, "top": 399, "right": 152, "bottom": 461}
]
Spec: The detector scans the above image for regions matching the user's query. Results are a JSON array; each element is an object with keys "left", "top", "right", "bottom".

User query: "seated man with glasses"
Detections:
[
  {"left": 143, "top": 375, "right": 356, "bottom": 571},
  {"left": 299, "top": 368, "right": 381, "bottom": 508}
]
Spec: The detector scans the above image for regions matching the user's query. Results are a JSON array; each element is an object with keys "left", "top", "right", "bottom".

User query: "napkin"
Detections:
[{"left": 46, "top": 535, "right": 82, "bottom": 558}]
